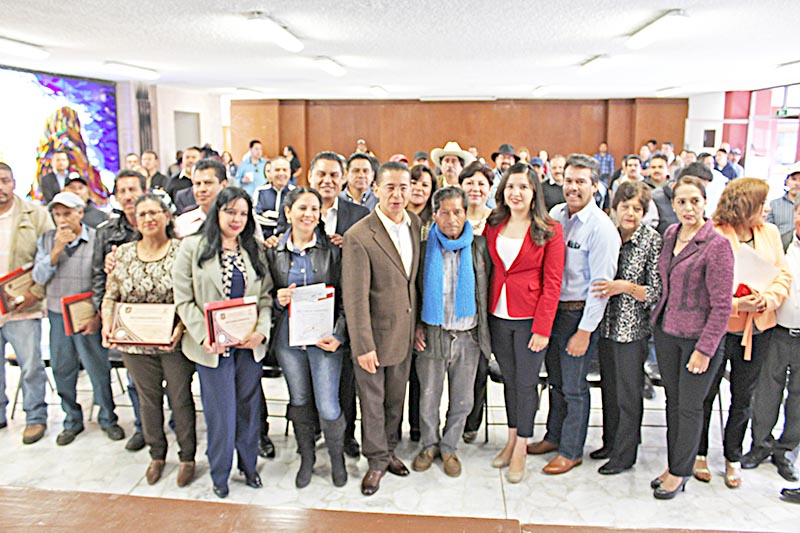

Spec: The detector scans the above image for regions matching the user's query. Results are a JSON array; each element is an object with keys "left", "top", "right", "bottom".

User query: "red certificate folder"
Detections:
[
  {"left": 204, "top": 296, "right": 258, "bottom": 348},
  {"left": 0, "top": 263, "right": 35, "bottom": 315},
  {"left": 61, "top": 292, "right": 95, "bottom": 336}
]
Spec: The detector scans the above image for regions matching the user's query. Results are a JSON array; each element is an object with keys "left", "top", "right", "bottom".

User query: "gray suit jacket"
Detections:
[
  {"left": 342, "top": 210, "right": 421, "bottom": 367},
  {"left": 173, "top": 234, "right": 274, "bottom": 368}
]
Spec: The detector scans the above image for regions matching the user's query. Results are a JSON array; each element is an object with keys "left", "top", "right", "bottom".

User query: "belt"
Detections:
[
  {"left": 558, "top": 300, "right": 585, "bottom": 311},
  {"left": 777, "top": 325, "right": 800, "bottom": 338}
]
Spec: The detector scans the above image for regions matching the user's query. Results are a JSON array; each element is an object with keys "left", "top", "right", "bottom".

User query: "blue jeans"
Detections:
[
  {"left": 274, "top": 319, "right": 342, "bottom": 421},
  {"left": 543, "top": 308, "right": 598, "bottom": 460},
  {"left": 0, "top": 318, "right": 48, "bottom": 425},
  {"left": 48, "top": 312, "right": 117, "bottom": 431}
]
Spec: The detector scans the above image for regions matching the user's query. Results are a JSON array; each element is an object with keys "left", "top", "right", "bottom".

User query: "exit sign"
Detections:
[{"left": 777, "top": 108, "right": 789, "bottom": 117}]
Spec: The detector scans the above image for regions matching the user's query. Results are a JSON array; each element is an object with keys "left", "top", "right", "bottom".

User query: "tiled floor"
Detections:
[{"left": 0, "top": 359, "right": 796, "bottom": 532}]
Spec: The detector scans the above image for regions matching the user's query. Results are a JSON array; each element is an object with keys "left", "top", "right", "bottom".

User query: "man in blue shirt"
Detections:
[
  {"left": 235, "top": 139, "right": 268, "bottom": 198},
  {"left": 527, "top": 154, "right": 621, "bottom": 475},
  {"left": 715, "top": 148, "right": 738, "bottom": 181},
  {"left": 593, "top": 142, "right": 615, "bottom": 184}
]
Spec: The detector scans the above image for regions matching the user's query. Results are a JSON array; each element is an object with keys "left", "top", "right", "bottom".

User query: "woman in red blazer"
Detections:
[{"left": 485, "top": 162, "right": 565, "bottom": 483}]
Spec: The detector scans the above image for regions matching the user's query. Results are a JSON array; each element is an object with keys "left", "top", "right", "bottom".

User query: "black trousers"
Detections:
[
  {"left": 599, "top": 337, "right": 649, "bottom": 467},
  {"left": 490, "top": 316, "right": 544, "bottom": 439},
  {"left": 339, "top": 347, "right": 358, "bottom": 440},
  {"left": 464, "top": 355, "right": 488, "bottom": 433},
  {"left": 654, "top": 326, "right": 725, "bottom": 477},
  {"left": 697, "top": 331, "right": 772, "bottom": 462}
]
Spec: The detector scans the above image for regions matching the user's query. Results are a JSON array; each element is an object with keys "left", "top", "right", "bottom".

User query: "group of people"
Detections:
[{"left": 1, "top": 136, "right": 799, "bottom": 506}]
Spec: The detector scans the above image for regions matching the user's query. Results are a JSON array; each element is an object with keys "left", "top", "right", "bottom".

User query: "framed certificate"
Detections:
[
  {"left": 60, "top": 292, "right": 96, "bottom": 336},
  {"left": 110, "top": 303, "right": 175, "bottom": 345},
  {"left": 204, "top": 296, "right": 258, "bottom": 348},
  {"left": 0, "top": 263, "right": 35, "bottom": 315},
  {"left": 289, "top": 284, "right": 335, "bottom": 347}
]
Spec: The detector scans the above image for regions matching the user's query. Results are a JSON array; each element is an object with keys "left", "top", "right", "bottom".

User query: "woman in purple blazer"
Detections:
[{"left": 649, "top": 176, "right": 734, "bottom": 500}]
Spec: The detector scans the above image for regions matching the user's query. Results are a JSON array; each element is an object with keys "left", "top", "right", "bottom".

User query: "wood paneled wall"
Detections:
[{"left": 230, "top": 98, "right": 688, "bottom": 179}]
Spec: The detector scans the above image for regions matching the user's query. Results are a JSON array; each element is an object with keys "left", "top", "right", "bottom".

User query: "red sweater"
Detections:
[{"left": 485, "top": 219, "right": 565, "bottom": 337}]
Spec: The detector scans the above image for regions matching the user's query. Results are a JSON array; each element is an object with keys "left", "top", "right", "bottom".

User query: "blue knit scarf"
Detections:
[{"left": 421, "top": 222, "right": 476, "bottom": 326}]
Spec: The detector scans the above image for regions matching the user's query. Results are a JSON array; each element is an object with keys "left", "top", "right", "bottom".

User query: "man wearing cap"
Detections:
[
  {"left": 0, "top": 162, "right": 53, "bottom": 445},
  {"left": 487, "top": 144, "right": 519, "bottom": 208},
  {"left": 430, "top": 142, "right": 476, "bottom": 189},
  {"left": 63, "top": 174, "right": 107, "bottom": 229},
  {"left": 32, "top": 191, "right": 124, "bottom": 446},
  {"left": 40, "top": 151, "right": 71, "bottom": 204},
  {"left": 413, "top": 151, "right": 429, "bottom": 168},
  {"left": 729, "top": 148, "right": 745, "bottom": 178},
  {"left": 340, "top": 153, "right": 378, "bottom": 211},
  {"left": 767, "top": 162, "right": 800, "bottom": 238}
]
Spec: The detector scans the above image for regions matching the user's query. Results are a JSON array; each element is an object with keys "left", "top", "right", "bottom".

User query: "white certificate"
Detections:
[
  {"left": 733, "top": 245, "right": 780, "bottom": 294},
  {"left": 289, "top": 283, "right": 335, "bottom": 347}
]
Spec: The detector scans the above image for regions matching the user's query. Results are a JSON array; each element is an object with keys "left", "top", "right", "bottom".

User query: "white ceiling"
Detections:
[{"left": 2, "top": 0, "right": 800, "bottom": 100}]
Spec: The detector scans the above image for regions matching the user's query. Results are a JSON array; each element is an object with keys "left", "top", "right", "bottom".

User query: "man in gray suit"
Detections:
[{"left": 342, "top": 161, "right": 421, "bottom": 496}]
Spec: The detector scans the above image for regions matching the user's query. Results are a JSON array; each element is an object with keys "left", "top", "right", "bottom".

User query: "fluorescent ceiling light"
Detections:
[
  {"left": 369, "top": 85, "right": 388, "bottom": 98},
  {"left": 581, "top": 55, "right": 611, "bottom": 70},
  {"left": 531, "top": 85, "right": 550, "bottom": 97},
  {"left": 315, "top": 57, "right": 346, "bottom": 77},
  {"left": 103, "top": 61, "right": 160, "bottom": 80},
  {"left": 244, "top": 11, "right": 303, "bottom": 53},
  {"left": 0, "top": 36, "right": 49, "bottom": 60},
  {"left": 655, "top": 86, "right": 683, "bottom": 97},
  {"left": 626, "top": 9, "right": 688, "bottom": 50},
  {"left": 234, "top": 88, "right": 267, "bottom": 98}
]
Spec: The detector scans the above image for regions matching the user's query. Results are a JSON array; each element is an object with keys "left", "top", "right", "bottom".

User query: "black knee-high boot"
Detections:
[
  {"left": 289, "top": 404, "right": 317, "bottom": 488},
  {"left": 321, "top": 414, "right": 347, "bottom": 487}
]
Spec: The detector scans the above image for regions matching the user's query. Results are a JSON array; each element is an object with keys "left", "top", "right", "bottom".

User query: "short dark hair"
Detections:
[
  {"left": 346, "top": 152, "right": 374, "bottom": 171},
  {"left": 677, "top": 162, "right": 713, "bottom": 182},
  {"left": 375, "top": 161, "right": 410, "bottom": 186},
  {"left": 142, "top": 150, "right": 158, "bottom": 159},
  {"left": 458, "top": 161, "right": 493, "bottom": 186},
  {"left": 193, "top": 158, "right": 227, "bottom": 183},
  {"left": 564, "top": 154, "right": 600, "bottom": 183},
  {"left": 612, "top": 181, "right": 652, "bottom": 215},
  {"left": 650, "top": 152, "right": 669, "bottom": 165},
  {"left": 0, "top": 162, "right": 13, "bottom": 178},
  {"left": 249, "top": 140, "right": 262, "bottom": 149},
  {"left": 432, "top": 186, "right": 467, "bottom": 213},
  {"left": 662, "top": 141, "right": 674, "bottom": 148},
  {"left": 623, "top": 154, "right": 643, "bottom": 165},
  {"left": 697, "top": 152, "right": 712, "bottom": 160},
  {"left": 716, "top": 148, "right": 728, "bottom": 155},
  {"left": 184, "top": 146, "right": 202, "bottom": 154},
  {"left": 114, "top": 169, "right": 146, "bottom": 191},
  {"left": 125, "top": 152, "right": 139, "bottom": 159},
  {"left": 309, "top": 151, "right": 344, "bottom": 176},
  {"left": 647, "top": 139, "right": 658, "bottom": 145}
]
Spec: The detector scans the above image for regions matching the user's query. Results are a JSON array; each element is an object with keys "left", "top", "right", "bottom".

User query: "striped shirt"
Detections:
[
  {"left": 767, "top": 194, "right": 798, "bottom": 235},
  {"left": 442, "top": 249, "right": 478, "bottom": 331}
]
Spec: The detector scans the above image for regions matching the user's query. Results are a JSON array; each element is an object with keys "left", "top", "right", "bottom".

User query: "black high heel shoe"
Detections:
[
  {"left": 240, "top": 469, "right": 263, "bottom": 489},
  {"left": 213, "top": 484, "right": 229, "bottom": 498},
  {"left": 650, "top": 477, "right": 663, "bottom": 489},
  {"left": 653, "top": 477, "right": 688, "bottom": 499}
]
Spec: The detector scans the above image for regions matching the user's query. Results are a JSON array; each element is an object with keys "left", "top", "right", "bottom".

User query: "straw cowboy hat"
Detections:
[{"left": 430, "top": 141, "right": 476, "bottom": 167}]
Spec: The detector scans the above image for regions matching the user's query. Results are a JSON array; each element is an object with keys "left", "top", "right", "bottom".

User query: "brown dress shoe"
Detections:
[
  {"left": 361, "top": 469, "right": 384, "bottom": 496},
  {"left": 543, "top": 455, "right": 583, "bottom": 475},
  {"left": 387, "top": 454, "right": 410, "bottom": 476},
  {"left": 527, "top": 440, "right": 558, "bottom": 455},
  {"left": 146, "top": 460, "right": 166, "bottom": 485},
  {"left": 22, "top": 424, "right": 46, "bottom": 445},
  {"left": 441, "top": 453, "right": 462, "bottom": 477},
  {"left": 412, "top": 448, "right": 438, "bottom": 472},
  {"left": 177, "top": 461, "right": 195, "bottom": 487}
]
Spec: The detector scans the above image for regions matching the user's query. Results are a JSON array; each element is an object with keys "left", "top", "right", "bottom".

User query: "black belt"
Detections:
[
  {"left": 558, "top": 301, "right": 585, "bottom": 311},
  {"left": 777, "top": 325, "right": 800, "bottom": 338}
]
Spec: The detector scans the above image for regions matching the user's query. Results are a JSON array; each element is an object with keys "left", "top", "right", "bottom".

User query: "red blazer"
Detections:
[{"left": 485, "top": 218, "right": 565, "bottom": 337}]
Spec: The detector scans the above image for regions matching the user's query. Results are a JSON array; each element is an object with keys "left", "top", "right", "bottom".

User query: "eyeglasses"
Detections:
[{"left": 135, "top": 210, "right": 165, "bottom": 220}]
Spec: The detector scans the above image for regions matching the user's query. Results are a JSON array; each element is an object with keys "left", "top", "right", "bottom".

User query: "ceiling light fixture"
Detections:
[
  {"left": 102, "top": 61, "right": 160, "bottom": 80},
  {"left": 581, "top": 55, "right": 611, "bottom": 70},
  {"left": 369, "top": 85, "right": 388, "bottom": 98},
  {"left": 315, "top": 57, "right": 346, "bottom": 77},
  {"left": 244, "top": 11, "right": 304, "bottom": 53},
  {"left": 0, "top": 36, "right": 50, "bottom": 60},
  {"left": 655, "top": 86, "right": 683, "bottom": 97},
  {"left": 626, "top": 9, "right": 688, "bottom": 50},
  {"left": 531, "top": 85, "right": 550, "bottom": 97}
]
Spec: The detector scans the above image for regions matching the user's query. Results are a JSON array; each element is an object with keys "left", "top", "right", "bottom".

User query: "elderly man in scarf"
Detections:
[{"left": 411, "top": 187, "right": 491, "bottom": 477}]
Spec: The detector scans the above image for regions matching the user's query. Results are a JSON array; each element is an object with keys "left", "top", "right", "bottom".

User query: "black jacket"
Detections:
[
  {"left": 264, "top": 234, "right": 347, "bottom": 354},
  {"left": 40, "top": 172, "right": 62, "bottom": 204},
  {"left": 652, "top": 185, "right": 678, "bottom": 236},
  {"left": 92, "top": 214, "right": 137, "bottom": 309}
]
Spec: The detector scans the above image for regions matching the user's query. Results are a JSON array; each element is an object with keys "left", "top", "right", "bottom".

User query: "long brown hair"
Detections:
[
  {"left": 712, "top": 177, "right": 768, "bottom": 227},
  {"left": 487, "top": 162, "right": 555, "bottom": 245}
]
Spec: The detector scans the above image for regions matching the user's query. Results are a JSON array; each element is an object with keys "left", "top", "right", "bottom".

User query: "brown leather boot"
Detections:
[{"left": 176, "top": 461, "right": 195, "bottom": 487}]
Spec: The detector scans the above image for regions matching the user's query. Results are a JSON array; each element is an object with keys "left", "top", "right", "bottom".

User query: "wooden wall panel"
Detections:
[
  {"left": 230, "top": 99, "right": 280, "bottom": 162},
  {"left": 229, "top": 98, "right": 689, "bottom": 171}
]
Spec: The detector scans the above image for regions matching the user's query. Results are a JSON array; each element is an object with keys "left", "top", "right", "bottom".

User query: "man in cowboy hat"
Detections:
[
  {"left": 430, "top": 142, "right": 476, "bottom": 188},
  {"left": 487, "top": 144, "right": 520, "bottom": 208}
]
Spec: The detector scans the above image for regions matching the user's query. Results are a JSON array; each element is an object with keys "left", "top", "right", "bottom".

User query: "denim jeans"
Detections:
[
  {"left": 274, "top": 319, "right": 343, "bottom": 421},
  {"left": 0, "top": 318, "right": 48, "bottom": 425},
  {"left": 543, "top": 308, "right": 598, "bottom": 460},
  {"left": 416, "top": 327, "right": 481, "bottom": 454},
  {"left": 48, "top": 312, "right": 117, "bottom": 431}
]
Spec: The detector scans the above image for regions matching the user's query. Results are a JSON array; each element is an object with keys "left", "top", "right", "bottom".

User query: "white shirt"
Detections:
[
  {"left": 705, "top": 169, "right": 727, "bottom": 216},
  {"left": 776, "top": 234, "right": 800, "bottom": 328},
  {"left": 375, "top": 206, "right": 413, "bottom": 277},
  {"left": 0, "top": 199, "right": 15, "bottom": 277},
  {"left": 492, "top": 234, "right": 528, "bottom": 319},
  {"left": 174, "top": 207, "right": 206, "bottom": 238},
  {"left": 323, "top": 197, "right": 339, "bottom": 237}
]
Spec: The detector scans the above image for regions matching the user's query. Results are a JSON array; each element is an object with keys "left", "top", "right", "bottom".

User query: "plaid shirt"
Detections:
[{"left": 593, "top": 153, "right": 615, "bottom": 176}]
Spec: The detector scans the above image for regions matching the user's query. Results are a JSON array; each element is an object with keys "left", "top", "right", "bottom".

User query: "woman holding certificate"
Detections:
[
  {"left": 694, "top": 178, "right": 791, "bottom": 489},
  {"left": 265, "top": 187, "right": 348, "bottom": 489},
  {"left": 101, "top": 194, "right": 195, "bottom": 487},
  {"left": 173, "top": 187, "right": 273, "bottom": 499}
]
